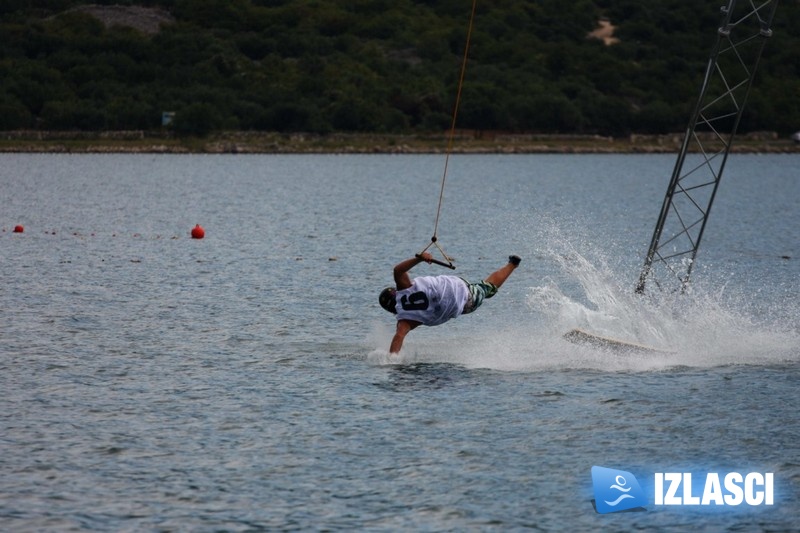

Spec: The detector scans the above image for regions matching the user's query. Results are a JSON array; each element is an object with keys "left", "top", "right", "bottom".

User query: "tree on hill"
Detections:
[{"left": 0, "top": 0, "right": 796, "bottom": 136}]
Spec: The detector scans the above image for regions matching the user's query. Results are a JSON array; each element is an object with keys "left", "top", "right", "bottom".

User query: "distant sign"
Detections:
[{"left": 162, "top": 111, "right": 175, "bottom": 126}]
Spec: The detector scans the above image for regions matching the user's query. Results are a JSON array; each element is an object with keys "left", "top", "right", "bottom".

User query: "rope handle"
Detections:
[
  {"left": 418, "top": 236, "right": 456, "bottom": 269},
  {"left": 416, "top": 254, "right": 456, "bottom": 270}
]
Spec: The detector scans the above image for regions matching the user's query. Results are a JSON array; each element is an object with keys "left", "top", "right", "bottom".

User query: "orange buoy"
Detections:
[
  {"left": 191, "top": 224, "right": 205, "bottom": 239},
  {"left": 13, "top": 225, "right": 24, "bottom": 233}
]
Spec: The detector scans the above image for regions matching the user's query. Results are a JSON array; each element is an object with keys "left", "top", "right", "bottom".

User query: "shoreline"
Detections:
[{"left": 1, "top": 131, "right": 798, "bottom": 154}]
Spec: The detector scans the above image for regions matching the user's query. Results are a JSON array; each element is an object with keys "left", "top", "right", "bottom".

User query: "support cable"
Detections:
[{"left": 419, "top": 0, "right": 478, "bottom": 270}]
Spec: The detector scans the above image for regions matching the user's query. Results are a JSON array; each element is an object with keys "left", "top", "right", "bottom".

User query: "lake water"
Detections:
[{"left": 1, "top": 153, "right": 798, "bottom": 531}]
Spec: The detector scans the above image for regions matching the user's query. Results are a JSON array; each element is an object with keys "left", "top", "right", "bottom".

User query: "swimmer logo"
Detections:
[{"left": 592, "top": 466, "right": 647, "bottom": 514}]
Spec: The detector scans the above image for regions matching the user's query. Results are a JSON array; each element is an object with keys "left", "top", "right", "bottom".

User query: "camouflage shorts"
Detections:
[{"left": 461, "top": 279, "right": 498, "bottom": 314}]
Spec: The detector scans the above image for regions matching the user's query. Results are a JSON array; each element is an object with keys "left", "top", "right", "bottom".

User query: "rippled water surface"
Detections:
[{"left": 2, "top": 154, "right": 799, "bottom": 531}]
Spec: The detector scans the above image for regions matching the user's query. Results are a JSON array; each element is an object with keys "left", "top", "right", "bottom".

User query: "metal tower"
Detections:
[{"left": 636, "top": 0, "right": 779, "bottom": 294}]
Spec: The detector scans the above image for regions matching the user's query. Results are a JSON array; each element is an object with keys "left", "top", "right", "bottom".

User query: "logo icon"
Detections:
[{"left": 592, "top": 466, "right": 647, "bottom": 514}]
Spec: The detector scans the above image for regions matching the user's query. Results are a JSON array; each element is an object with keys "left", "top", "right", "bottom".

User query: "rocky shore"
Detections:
[{"left": 1, "top": 130, "right": 797, "bottom": 154}]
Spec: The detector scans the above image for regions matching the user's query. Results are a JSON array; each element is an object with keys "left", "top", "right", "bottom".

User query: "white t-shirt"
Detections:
[{"left": 395, "top": 275, "right": 469, "bottom": 326}]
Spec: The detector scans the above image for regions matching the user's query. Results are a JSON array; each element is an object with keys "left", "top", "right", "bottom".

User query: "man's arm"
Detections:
[
  {"left": 393, "top": 252, "right": 432, "bottom": 290},
  {"left": 390, "top": 319, "right": 419, "bottom": 354}
]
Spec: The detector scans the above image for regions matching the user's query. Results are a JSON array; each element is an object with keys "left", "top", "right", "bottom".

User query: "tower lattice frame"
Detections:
[{"left": 636, "top": 0, "right": 779, "bottom": 294}]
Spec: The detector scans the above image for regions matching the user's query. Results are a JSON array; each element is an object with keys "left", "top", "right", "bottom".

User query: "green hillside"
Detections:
[{"left": 1, "top": 0, "right": 797, "bottom": 137}]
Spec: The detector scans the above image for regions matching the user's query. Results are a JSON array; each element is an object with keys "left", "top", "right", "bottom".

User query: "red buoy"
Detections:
[
  {"left": 13, "top": 225, "right": 24, "bottom": 233},
  {"left": 191, "top": 224, "right": 205, "bottom": 239}
]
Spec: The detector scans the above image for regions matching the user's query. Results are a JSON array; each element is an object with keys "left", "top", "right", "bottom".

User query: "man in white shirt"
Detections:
[{"left": 379, "top": 252, "right": 521, "bottom": 354}]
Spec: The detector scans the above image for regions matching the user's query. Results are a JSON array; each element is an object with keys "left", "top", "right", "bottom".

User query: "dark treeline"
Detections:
[{"left": 0, "top": 0, "right": 798, "bottom": 137}]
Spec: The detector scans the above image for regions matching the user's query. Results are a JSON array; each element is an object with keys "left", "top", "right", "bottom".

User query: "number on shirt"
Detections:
[{"left": 400, "top": 291, "right": 429, "bottom": 311}]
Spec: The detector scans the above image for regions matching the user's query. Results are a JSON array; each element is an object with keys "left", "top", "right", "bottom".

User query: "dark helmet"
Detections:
[{"left": 379, "top": 287, "right": 397, "bottom": 314}]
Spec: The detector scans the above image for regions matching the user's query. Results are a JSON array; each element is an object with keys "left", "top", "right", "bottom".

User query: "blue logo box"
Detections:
[{"left": 592, "top": 466, "right": 647, "bottom": 514}]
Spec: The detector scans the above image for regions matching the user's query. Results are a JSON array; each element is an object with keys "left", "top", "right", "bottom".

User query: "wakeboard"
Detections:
[{"left": 563, "top": 328, "right": 667, "bottom": 353}]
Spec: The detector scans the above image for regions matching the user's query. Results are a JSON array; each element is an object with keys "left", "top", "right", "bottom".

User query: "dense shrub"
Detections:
[{"left": 0, "top": 0, "right": 796, "bottom": 136}]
